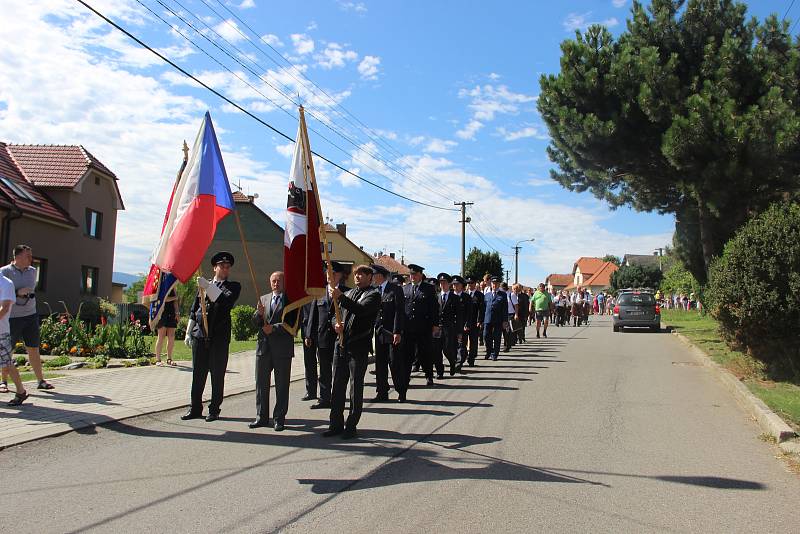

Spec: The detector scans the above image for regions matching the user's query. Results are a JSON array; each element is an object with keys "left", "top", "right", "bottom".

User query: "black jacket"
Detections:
[
  {"left": 189, "top": 279, "right": 241, "bottom": 341},
  {"left": 335, "top": 286, "right": 381, "bottom": 354},
  {"left": 403, "top": 281, "right": 438, "bottom": 333},
  {"left": 375, "top": 281, "right": 405, "bottom": 344},
  {"left": 306, "top": 284, "right": 350, "bottom": 349},
  {"left": 437, "top": 290, "right": 463, "bottom": 330},
  {"left": 466, "top": 289, "right": 485, "bottom": 327}
]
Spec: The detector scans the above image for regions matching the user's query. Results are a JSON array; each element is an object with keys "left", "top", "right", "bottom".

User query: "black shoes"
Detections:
[
  {"left": 310, "top": 401, "right": 331, "bottom": 410},
  {"left": 426, "top": 377, "right": 434, "bottom": 386},
  {"left": 484, "top": 354, "right": 491, "bottom": 360},
  {"left": 341, "top": 428, "right": 358, "bottom": 439},
  {"left": 543, "top": 331, "right": 547, "bottom": 338},
  {"left": 322, "top": 427, "right": 343, "bottom": 437},
  {"left": 371, "top": 394, "right": 390, "bottom": 402},
  {"left": 449, "top": 364, "right": 456, "bottom": 376},
  {"left": 536, "top": 332, "right": 540, "bottom": 338},
  {"left": 248, "top": 418, "right": 271, "bottom": 429},
  {"left": 397, "top": 392, "right": 407, "bottom": 403},
  {"left": 205, "top": 412, "right": 220, "bottom": 422},
  {"left": 180, "top": 411, "right": 203, "bottom": 421},
  {"left": 301, "top": 394, "right": 317, "bottom": 401},
  {"left": 274, "top": 419, "right": 285, "bottom": 432}
]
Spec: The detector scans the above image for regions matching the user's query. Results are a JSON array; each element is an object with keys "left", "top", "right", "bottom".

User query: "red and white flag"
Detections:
[{"left": 281, "top": 116, "right": 326, "bottom": 333}]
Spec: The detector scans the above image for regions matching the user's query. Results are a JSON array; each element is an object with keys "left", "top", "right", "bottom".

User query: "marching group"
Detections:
[{"left": 180, "top": 252, "right": 570, "bottom": 439}]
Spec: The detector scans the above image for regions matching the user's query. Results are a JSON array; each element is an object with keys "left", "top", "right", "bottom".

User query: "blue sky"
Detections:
[{"left": 0, "top": 0, "right": 787, "bottom": 284}]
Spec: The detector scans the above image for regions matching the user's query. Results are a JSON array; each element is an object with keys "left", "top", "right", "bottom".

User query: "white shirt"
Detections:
[
  {"left": 0, "top": 275, "right": 15, "bottom": 335},
  {"left": 507, "top": 291, "right": 518, "bottom": 314}
]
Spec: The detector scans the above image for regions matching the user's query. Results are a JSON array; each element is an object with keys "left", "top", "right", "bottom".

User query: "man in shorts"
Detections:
[
  {"left": 0, "top": 245, "right": 54, "bottom": 393},
  {"left": 532, "top": 283, "right": 552, "bottom": 338},
  {"left": 0, "top": 272, "right": 28, "bottom": 405}
]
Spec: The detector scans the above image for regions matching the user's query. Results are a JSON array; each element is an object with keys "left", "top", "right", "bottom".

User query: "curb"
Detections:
[{"left": 669, "top": 329, "right": 797, "bottom": 445}]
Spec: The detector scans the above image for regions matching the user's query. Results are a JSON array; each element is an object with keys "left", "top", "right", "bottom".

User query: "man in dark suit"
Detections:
[
  {"left": 434, "top": 273, "right": 463, "bottom": 378},
  {"left": 402, "top": 264, "right": 439, "bottom": 386},
  {"left": 483, "top": 276, "right": 508, "bottom": 361},
  {"left": 250, "top": 271, "right": 297, "bottom": 431},
  {"left": 323, "top": 265, "right": 381, "bottom": 439},
  {"left": 305, "top": 261, "right": 349, "bottom": 410},
  {"left": 464, "top": 276, "right": 485, "bottom": 367},
  {"left": 300, "top": 301, "right": 317, "bottom": 402},
  {"left": 182, "top": 251, "right": 241, "bottom": 422},
  {"left": 451, "top": 275, "right": 471, "bottom": 371},
  {"left": 516, "top": 286, "right": 530, "bottom": 343},
  {"left": 370, "top": 264, "right": 406, "bottom": 402}
]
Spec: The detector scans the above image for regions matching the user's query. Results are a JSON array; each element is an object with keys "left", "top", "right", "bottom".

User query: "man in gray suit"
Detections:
[{"left": 250, "top": 271, "right": 297, "bottom": 432}]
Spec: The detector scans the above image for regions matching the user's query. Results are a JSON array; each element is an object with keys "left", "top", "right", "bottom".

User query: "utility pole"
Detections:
[
  {"left": 514, "top": 238, "right": 535, "bottom": 284},
  {"left": 455, "top": 201, "right": 474, "bottom": 276},
  {"left": 654, "top": 247, "right": 664, "bottom": 271},
  {"left": 505, "top": 269, "right": 510, "bottom": 282}
]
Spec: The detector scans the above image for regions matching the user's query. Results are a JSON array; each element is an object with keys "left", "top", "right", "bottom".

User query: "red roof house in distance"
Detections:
[
  {"left": 373, "top": 252, "right": 410, "bottom": 277},
  {"left": 566, "top": 257, "right": 617, "bottom": 291},
  {"left": 1, "top": 143, "right": 123, "bottom": 314},
  {"left": 546, "top": 273, "right": 573, "bottom": 293}
]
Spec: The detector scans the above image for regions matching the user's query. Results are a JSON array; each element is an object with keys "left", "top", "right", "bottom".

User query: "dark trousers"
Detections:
[
  {"left": 483, "top": 323, "right": 502, "bottom": 358},
  {"left": 404, "top": 330, "right": 433, "bottom": 380},
  {"left": 330, "top": 346, "right": 369, "bottom": 431},
  {"left": 518, "top": 316, "right": 528, "bottom": 341},
  {"left": 190, "top": 337, "right": 230, "bottom": 415},
  {"left": 434, "top": 326, "right": 458, "bottom": 376},
  {"left": 317, "top": 344, "right": 335, "bottom": 403},
  {"left": 466, "top": 326, "right": 480, "bottom": 364},
  {"left": 255, "top": 352, "right": 292, "bottom": 421},
  {"left": 375, "top": 339, "right": 406, "bottom": 396},
  {"left": 303, "top": 339, "right": 318, "bottom": 398}
]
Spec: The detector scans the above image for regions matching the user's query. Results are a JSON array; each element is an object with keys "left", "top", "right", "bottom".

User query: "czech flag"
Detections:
[{"left": 143, "top": 112, "right": 234, "bottom": 329}]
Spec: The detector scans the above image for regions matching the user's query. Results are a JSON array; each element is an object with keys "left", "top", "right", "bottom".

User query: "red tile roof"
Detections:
[
  {"left": 572, "top": 256, "right": 606, "bottom": 276},
  {"left": 374, "top": 253, "right": 410, "bottom": 275},
  {"left": 232, "top": 190, "right": 252, "bottom": 203},
  {"left": 546, "top": 273, "right": 573, "bottom": 287},
  {"left": 0, "top": 143, "right": 77, "bottom": 227},
  {"left": 6, "top": 144, "right": 116, "bottom": 187},
  {"left": 583, "top": 261, "right": 618, "bottom": 288}
]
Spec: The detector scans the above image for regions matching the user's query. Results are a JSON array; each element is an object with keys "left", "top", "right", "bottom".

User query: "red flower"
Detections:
[
  {"left": 101, "top": 316, "right": 107, "bottom": 326},
  {"left": 130, "top": 313, "right": 135, "bottom": 322}
]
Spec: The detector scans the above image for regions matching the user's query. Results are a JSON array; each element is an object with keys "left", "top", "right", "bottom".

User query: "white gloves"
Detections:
[
  {"left": 184, "top": 319, "right": 196, "bottom": 347},
  {"left": 197, "top": 277, "right": 221, "bottom": 302}
]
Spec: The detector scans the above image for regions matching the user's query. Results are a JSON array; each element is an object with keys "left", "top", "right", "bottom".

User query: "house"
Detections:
[
  {"left": 622, "top": 254, "right": 661, "bottom": 270},
  {"left": 582, "top": 261, "right": 619, "bottom": 293},
  {"left": 565, "top": 257, "right": 618, "bottom": 292},
  {"left": 373, "top": 251, "right": 410, "bottom": 278},
  {"left": 0, "top": 143, "right": 124, "bottom": 315},
  {"left": 545, "top": 273, "right": 573, "bottom": 293},
  {"left": 322, "top": 223, "right": 373, "bottom": 284},
  {"left": 201, "top": 191, "right": 284, "bottom": 307}
]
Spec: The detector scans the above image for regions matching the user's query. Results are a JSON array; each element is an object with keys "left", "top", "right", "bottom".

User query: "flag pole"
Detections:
[
  {"left": 298, "top": 106, "right": 343, "bottom": 346},
  {"left": 233, "top": 209, "right": 261, "bottom": 300}
]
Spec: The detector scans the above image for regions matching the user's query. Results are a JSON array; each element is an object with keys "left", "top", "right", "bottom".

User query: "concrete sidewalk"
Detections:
[{"left": 0, "top": 346, "right": 310, "bottom": 450}]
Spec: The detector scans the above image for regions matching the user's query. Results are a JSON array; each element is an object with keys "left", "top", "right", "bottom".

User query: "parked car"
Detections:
[{"left": 612, "top": 291, "right": 660, "bottom": 332}]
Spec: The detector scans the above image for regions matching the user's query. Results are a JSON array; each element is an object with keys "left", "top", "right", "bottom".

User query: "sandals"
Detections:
[
  {"left": 166, "top": 359, "right": 177, "bottom": 367},
  {"left": 8, "top": 391, "right": 28, "bottom": 406},
  {"left": 155, "top": 360, "right": 164, "bottom": 366},
  {"left": 37, "top": 380, "right": 55, "bottom": 390},
  {"left": 0, "top": 381, "right": 8, "bottom": 393}
]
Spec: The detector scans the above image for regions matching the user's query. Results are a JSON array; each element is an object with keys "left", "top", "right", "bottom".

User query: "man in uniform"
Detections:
[
  {"left": 182, "top": 251, "right": 241, "bottom": 422},
  {"left": 305, "top": 261, "right": 349, "bottom": 410},
  {"left": 434, "top": 273, "right": 462, "bottom": 379},
  {"left": 450, "top": 275, "right": 470, "bottom": 371},
  {"left": 300, "top": 301, "right": 317, "bottom": 402},
  {"left": 402, "top": 264, "right": 438, "bottom": 386},
  {"left": 516, "top": 285, "right": 530, "bottom": 343},
  {"left": 464, "top": 276, "right": 485, "bottom": 367},
  {"left": 483, "top": 276, "right": 508, "bottom": 361},
  {"left": 323, "top": 265, "right": 381, "bottom": 439},
  {"left": 250, "top": 271, "right": 297, "bottom": 431},
  {"left": 371, "top": 265, "right": 406, "bottom": 402}
]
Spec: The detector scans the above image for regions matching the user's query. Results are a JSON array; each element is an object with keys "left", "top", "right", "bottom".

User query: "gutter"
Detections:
[{"left": 1, "top": 207, "right": 23, "bottom": 262}]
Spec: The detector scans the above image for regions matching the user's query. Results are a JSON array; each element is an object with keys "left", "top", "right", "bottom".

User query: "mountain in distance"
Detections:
[{"left": 112, "top": 271, "right": 143, "bottom": 288}]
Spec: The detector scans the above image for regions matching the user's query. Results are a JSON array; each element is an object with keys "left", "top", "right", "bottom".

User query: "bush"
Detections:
[
  {"left": 610, "top": 264, "right": 663, "bottom": 292},
  {"left": 231, "top": 305, "right": 257, "bottom": 341},
  {"left": 13, "top": 341, "right": 26, "bottom": 354},
  {"left": 14, "top": 355, "right": 27, "bottom": 367},
  {"left": 175, "top": 316, "right": 189, "bottom": 340},
  {"left": 85, "top": 355, "right": 109, "bottom": 369},
  {"left": 706, "top": 202, "right": 800, "bottom": 379},
  {"left": 43, "top": 355, "right": 72, "bottom": 369}
]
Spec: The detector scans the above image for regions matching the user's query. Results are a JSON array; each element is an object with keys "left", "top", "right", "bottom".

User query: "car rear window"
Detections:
[{"left": 618, "top": 293, "right": 655, "bottom": 306}]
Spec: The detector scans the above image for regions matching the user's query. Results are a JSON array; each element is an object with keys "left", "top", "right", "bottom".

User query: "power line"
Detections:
[
  {"left": 74, "top": 0, "right": 457, "bottom": 212},
  {"left": 784, "top": 0, "right": 796, "bottom": 21}
]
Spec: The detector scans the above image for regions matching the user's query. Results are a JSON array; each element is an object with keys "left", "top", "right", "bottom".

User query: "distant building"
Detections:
[
  {"left": 566, "top": 257, "right": 618, "bottom": 292},
  {"left": 373, "top": 251, "right": 410, "bottom": 278},
  {"left": 546, "top": 273, "right": 573, "bottom": 293},
  {"left": 622, "top": 254, "right": 661, "bottom": 270},
  {"left": 0, "top": 143, "right": 124, "bottom": 315},
  {"left": 322, "top": 223, "right": 373, "bottom": 284}
]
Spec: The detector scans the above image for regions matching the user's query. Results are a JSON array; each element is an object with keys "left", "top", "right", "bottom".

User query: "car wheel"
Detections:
[
  {"left": 613, "top": 325, "right": 620, "bottom": 332},
  {"left": 651, "top": 325, "right": 660, "bottom": 333}
]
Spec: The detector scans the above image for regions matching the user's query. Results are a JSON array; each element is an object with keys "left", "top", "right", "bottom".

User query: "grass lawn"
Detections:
[
  {"left": 662, "top": 309, "right": 800, "bottom": 431},
  {"left": 157, "top": 338, "right": 258, "bottom": 361},
  {"left": 18, "top": 371, "right": 65, "bottom": 383}
]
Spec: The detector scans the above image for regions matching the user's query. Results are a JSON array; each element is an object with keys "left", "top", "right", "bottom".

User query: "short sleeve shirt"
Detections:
[
  {"left": 507, "top": 292, "right": 518, "bottom": 314},
  {"left": 0, "top": 275, "right": 15, "bottom": 334},
  {"left": 0, "top": 263, "right": 37, "bottom": 318},
  {"left": 532, "top": 290, "right": 552, "bottom": 311}
]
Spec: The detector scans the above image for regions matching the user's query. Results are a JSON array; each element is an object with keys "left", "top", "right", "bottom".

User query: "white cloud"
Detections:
[
  {"left": 338, "top": 1, "right": 367, "bottom": 13},
  {"left": 260, "top": 33, "right": 283, "bottom": 47},
  {"left": 407, "top": 135, "right": 425, "bottom": 146},
  {"left": 424, "top": 138, "right": 457, "bottom": 154},
  {"left": 338, "top": 167, "right": 362, "bottom": 187},
  {"left": 306, "top": 20, "right": 318, "bottom": 31},
  {"left": 315, "top": 42, "right": 358, "bottom": 69},
  {"left": 238, "top": 0, "right": 256, "bottom": 9},
  {"left": 612, "top": 0, "right": 627, "bottom": 7},
  {"left": 290, "top": 33, "right": 315, "bottom": 55},
  {"left": 357, "top": 55, "right": 381, "bottom": 80},
  {"left": 527, "top": 177, "right": 552, "bottom": 187},
  {"left": 456, "top": 120, "right": 483, "bottom": 140},
  {"left": 563, "top": 12, "right": 619, "bottom": 32},
  {"left": 496, "top": 125, "right": 549, "bottom": 141},
  {"left": 488, "top": 72, "right": 501, "bottom": 80},
  {"left": 213, "top": 19, "right": 246, "bottom": 43},
  {"left": 455, "top": 84, "right": 536, "bottom": 140},
  {"left": 275, "top": 142, "right": 295, "bottom": 157}
]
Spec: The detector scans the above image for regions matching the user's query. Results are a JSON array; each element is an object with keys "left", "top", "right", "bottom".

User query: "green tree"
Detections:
[
  {"left": 124, "top": 274, "right": 146, "bottom": 303},
  {"left": 602, "top": 254, "right": 621, "bottom": 266},
  {"left": 538, "top": 0, "right": 800, "bottom": 283},
  {"left": 124, "top": 272, "right": 197, "bottom": 316},
  {"left": 659, "top": 256, "right": 701, "bottom": 296},
  {"left": 464, "top": 247, "right": 503, "bottom": 279},
  {"left": 610, "top": 264, "right": 663, "bottom": 291}
]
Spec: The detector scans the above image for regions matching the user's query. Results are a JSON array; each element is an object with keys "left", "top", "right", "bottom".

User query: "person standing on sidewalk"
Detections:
[
  {"left": 154, "top": 288, "right": 179, "bottom": 367},
  {"left": 250, "top": 271, "right": 295, "bottom": 431},
  {"left": 0, "top": 273, "right": 27, "bottom": 405},
  {"left": 181, "top": 252, "right": 241, "bottom": 422},
  {"left": 323, "top": 265, "right": 381, "bottom": 439},
  {"left": 0, "top": 245, "right": 54, "bottom": 393},
  {"left": 532, "top": 283, "right": 553, "bottom": 338}
]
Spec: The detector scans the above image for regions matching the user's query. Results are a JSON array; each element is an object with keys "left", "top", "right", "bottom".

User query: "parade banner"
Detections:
[
  {"left": 142, "top": 112, "right": 235, "bottom": 330},
  {"left": 281, "top": 112, "right": 326, "bottom": 335}
]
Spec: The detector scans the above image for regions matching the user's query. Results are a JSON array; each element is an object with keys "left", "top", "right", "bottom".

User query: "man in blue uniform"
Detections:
[
  {"left": 371, "top": 264, "right": 406, "bottom": 402},
  {"left": 464, "top": 276, "right": 485, "bottom": 367},
  {"left": 434, "top": 273, "right": 463, "bottom": 378},
  {"left": 402, "top": 264, "right": 439, "bottom": 386},
  {"left": 483, "top": 276, "right": 508, "bottom": 361}
]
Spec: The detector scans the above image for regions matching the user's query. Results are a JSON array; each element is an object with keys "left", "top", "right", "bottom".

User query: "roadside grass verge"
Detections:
[
  {"left": 662, "top": 309, "right": 800, "bottom": 431},
  {"left": 158, "top": 339, "right": 257, "bottom": 361},
  {"left": 19, "top": 372, "right": 65, "bottom": 383}
]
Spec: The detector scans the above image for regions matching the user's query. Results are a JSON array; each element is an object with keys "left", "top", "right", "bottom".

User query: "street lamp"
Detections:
[
  {"left": 653, "top": 247, "right": 664, "bottom": 271},
  {"left": 513, "top": 238, "right": 535, "bottom": 284}
]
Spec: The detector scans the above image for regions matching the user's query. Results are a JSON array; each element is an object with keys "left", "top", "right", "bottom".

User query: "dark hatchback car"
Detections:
[{"left": 612, "top": 291, "right": 660, "bottom": 332}]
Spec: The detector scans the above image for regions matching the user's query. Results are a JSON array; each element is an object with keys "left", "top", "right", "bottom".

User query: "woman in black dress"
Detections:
[{"left": 154, "top": 290, "right": 179, "bottom": 366}]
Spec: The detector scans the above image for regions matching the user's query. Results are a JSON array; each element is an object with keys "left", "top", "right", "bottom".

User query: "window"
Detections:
[
  {"left": 81, "top": 266, "right": 99, "bottom": 295},
  {"left": 320, "top": 242, "right": 333, "bottom": 254},
  {"left": 0, "top": 175, "right": 37, "bottom": 202},
  {"left": 85, "top": 209, "right": 103, "bottom": 239},
  {"left": 618, "top": 293, "right": 655, "bottom": 306},
  {"left": 32, "top": 258, "right": 47, "bottom": 292}
]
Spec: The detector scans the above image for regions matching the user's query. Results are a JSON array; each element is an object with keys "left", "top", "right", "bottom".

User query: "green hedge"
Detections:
[
  {"left": 231, "top": 305, "right": 258, "bottom": 341},
  {"left": 706, "top": 202, "right": 800, "bottom": 379}
]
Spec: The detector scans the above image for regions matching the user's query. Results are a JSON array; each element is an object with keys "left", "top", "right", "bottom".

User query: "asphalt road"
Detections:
[{"left": 2, "top": 316, "right": 798, "bottom": 533}]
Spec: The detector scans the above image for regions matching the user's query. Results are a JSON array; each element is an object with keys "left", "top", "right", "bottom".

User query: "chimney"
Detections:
[
  {"left": 336, "top": 223, "right": 346, "bottom": 236},
  {"left": 389, "top": 252, "right": 395, "bottom": 259}
]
